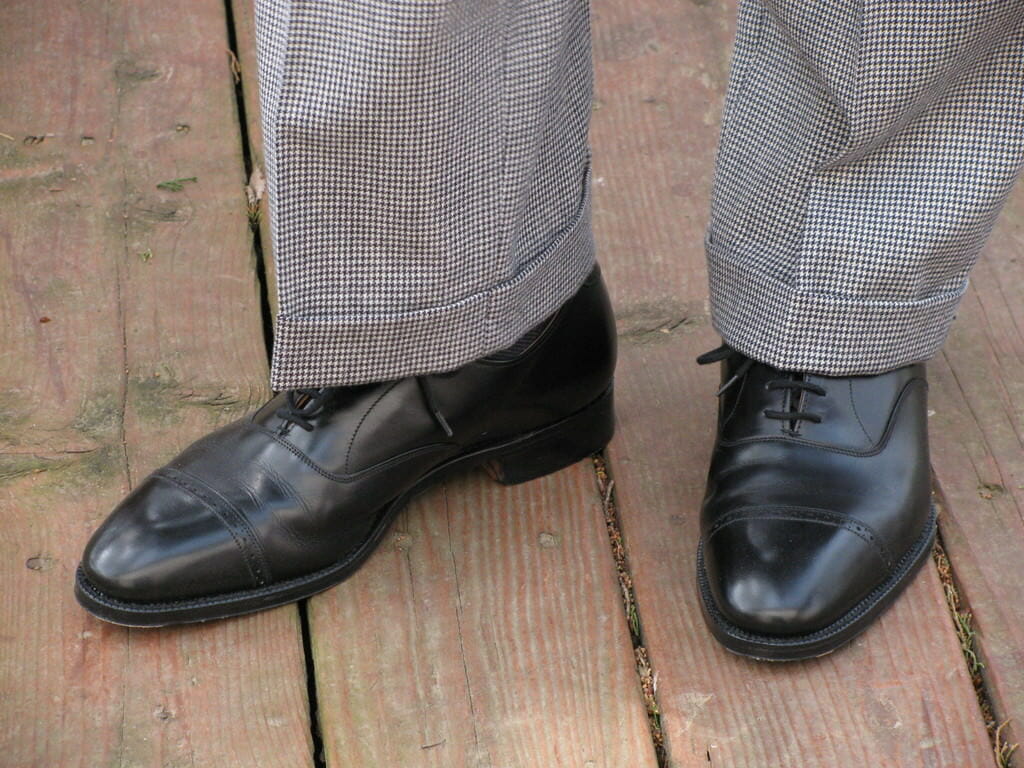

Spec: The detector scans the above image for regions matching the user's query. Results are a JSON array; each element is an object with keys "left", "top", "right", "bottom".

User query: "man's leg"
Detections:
[
  {"left": 75, "top": 0, "right": 616, "bottom": 625},
  {"left": 256, "top": 0, "right": 596, "bottom": 388},
  {"left": 708, "top": 0, "right": 1024, "bottom": 374},
  {"left": 697, "top": 0, "right": 1024, "bottom": 659}
]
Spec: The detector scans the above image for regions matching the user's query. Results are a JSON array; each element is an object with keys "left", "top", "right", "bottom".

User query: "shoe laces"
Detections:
[
  {"left": 274, "top": 378, "right": 455, "bottom": 437},
  {"left": 697, "top": 343, "right": 827, "bottom": 425},
  {"left": 275, "top": 388, "right": 330, "bottom": 432}
]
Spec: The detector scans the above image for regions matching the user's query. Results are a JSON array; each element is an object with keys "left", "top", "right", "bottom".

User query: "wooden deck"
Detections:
[{"left": 1, "top": 1, "right": 1020, "bottom": 766}]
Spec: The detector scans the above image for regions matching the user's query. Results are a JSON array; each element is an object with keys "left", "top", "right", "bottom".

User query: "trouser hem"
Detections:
[
  {"left": 268, "top": 174, "right": 595, "bottom": 390},
  {"left": 706, "top": 238, "right": 966, "bottom": 376}
]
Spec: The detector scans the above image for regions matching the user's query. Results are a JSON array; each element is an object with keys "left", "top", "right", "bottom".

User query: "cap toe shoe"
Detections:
[
  {"left": 696, "top": 349, "right": 935, "bottom": 659},
  {"left": 75, "top": 267, "right": 618, "bottom": 626},
  {"left": 83, "top": 467, "right": 255, "bottom": 603},
  {"left": 703, "top": 511, "right": 890, "bottom": 637}
]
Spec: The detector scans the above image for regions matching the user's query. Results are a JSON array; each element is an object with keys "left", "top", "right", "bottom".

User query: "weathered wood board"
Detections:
[
  {"left": 0, "top": 1, "right": 312, "bottom": 766},
  {"left": 229, "top": 0, "right": 278, "bottom": 322},
  {"left": 307, "top": 466, "right": 660, "bottom": 767},
  {"left": 928, "top": 180, "right": 1024, "bottom": 750},
  {"left": 2, "top": 0, "right": 1009, "bottom": 765}
]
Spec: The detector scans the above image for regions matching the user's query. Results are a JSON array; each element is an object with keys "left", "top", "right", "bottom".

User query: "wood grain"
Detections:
[
  {"left": 928, "top": 177, "right": 1024, "bottom": 748},
  {"left": 3, "top": 0, "right": 1007, "bottom": 765},
  {"left": 591, "top": 0, "right": 730, "bottom": 333},
  {"left": 0, "top": 1, "right": 311, "bottom": 766},
  {"left": 308, "top": 466, "right": 660, "bottom": 768},
  {"left": 590, "top": 0, "right": 996, "bottom": 764}
]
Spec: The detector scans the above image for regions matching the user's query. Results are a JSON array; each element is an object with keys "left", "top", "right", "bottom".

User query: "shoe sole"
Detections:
[
  {"left": 74, "top": 386, "right": 615, "bottom": 627},
  {"left": 696, "top": 504, "right": 938, "bottom": 661}
]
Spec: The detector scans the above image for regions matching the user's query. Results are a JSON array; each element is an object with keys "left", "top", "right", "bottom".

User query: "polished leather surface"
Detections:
[
  {"left": 700, "top": 349, "right": 931, "bottom": 636},
  {"left": 82, "top": 267, "right": 616, "bottom": 602}
]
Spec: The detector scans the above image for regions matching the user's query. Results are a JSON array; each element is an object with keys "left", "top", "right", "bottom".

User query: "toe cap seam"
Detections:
[
  {"left": 706, "top": 505, "right": 894, "bottom": 570},
  {"left": 155, "top": 468, "right": 273, "bottom": 587}
]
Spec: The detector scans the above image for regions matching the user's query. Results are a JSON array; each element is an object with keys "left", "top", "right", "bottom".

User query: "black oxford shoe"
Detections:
[
  {"left": 75, "top": 267, "right": 616, "bottom": 626},
  {"left": 695, "top": 344, "right": 936, "bottom": 660}
]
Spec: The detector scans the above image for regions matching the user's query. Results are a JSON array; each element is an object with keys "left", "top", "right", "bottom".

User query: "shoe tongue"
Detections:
[
  {"left": 718, "top": 363, "right": 785, "bottom": 440},
  {"left": 293, "top": 391, "right": 316, "bottom": 409},
  {"left": 251, "top": 388, "right": 327, "bottom": 429}
]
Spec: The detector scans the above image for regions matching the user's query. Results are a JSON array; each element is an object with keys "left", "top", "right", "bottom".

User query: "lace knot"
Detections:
[
  {"left": 276, "top": 388, "right": 329, "bottom": 432},
  {"left": 697, "top": 343, "right": 828, "bottom": 425}
]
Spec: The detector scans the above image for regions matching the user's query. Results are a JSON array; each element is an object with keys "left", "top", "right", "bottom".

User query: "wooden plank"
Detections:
[
  {"left": 590, "top": 0, "right": 727, "bottom": 330},
  {"left": 590, "top": 0, "right": 995, "bottom": 764},
  {"left": 928, "top": 179, "right": 1024, "bottom": 747},
  {"left": 228, "top": 0, "right": 278, "bottom": 321},
  {"left": 308, "top": 466, "right": 660, "bottom": 767},
  {"left": 230, "top": 0, "right": 268, "bottom": 178},
  {"left": 0, "top": 1, "right": 312, "bottom": 766}
]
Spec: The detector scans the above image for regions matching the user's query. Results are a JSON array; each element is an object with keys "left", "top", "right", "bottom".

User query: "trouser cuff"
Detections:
[{"left": 706, "top": 238, "right": 966, "bottom": 376}]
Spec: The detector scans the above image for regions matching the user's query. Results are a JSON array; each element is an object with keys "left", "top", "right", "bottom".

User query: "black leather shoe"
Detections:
[
  {"left": 75, "top": 267, "right": 616, "bottom": 626},
  {"left": 695, "top": 344, "right": 936, "bottom": 660}
]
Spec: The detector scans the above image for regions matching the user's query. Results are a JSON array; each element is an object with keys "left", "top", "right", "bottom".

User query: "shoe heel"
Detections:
[{"left": 486, "top": 386, "right": 615, "bottom": 485}]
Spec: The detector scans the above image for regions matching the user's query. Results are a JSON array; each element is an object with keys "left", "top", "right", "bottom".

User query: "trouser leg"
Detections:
[
  {"left": 254, "top": 0, "right": 595, "bottom": 389},
  {"left": 706, "top": 1, "right": 1024, "bottom": 376}
]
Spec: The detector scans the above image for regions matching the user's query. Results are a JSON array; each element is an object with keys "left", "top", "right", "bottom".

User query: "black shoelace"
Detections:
[
  {"left": 275, "top": 388, "right": 330, "bottom": 432},
  {"left": 275, "top": 378, "right": 455, "bottom": 437},
  {"left": 697, "top": 344, "right": 827, "bottom": 425}
]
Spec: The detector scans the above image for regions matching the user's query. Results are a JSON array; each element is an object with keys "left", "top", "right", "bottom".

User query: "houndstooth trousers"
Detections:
[{"left": 254, "top": 0, "right": 1024, "bottom": 388}]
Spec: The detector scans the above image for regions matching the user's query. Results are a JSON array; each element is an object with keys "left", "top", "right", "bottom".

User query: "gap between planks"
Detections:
[
  {"left": 222, "top": 3, "right": 322, "bottom": 768},
  {"left": 592, "top": 453, "right": 670, "bottom": 767},
  {"left": 224, "top": 0, "right": 275, "bottom": 357},
  {"left": 932, "top": 490, "right": 1021, "bottom": 768}
]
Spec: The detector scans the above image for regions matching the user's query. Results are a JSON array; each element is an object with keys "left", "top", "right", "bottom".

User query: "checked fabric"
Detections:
[
  {"left": 255, "top": 0, "right": 595, "bottom": 388},
  {"left": 707, "top": 0, "right": 1024, "bottom": 375},
  {"left": 255, "top": 0, "right": 1024, "bottom": 387}
]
